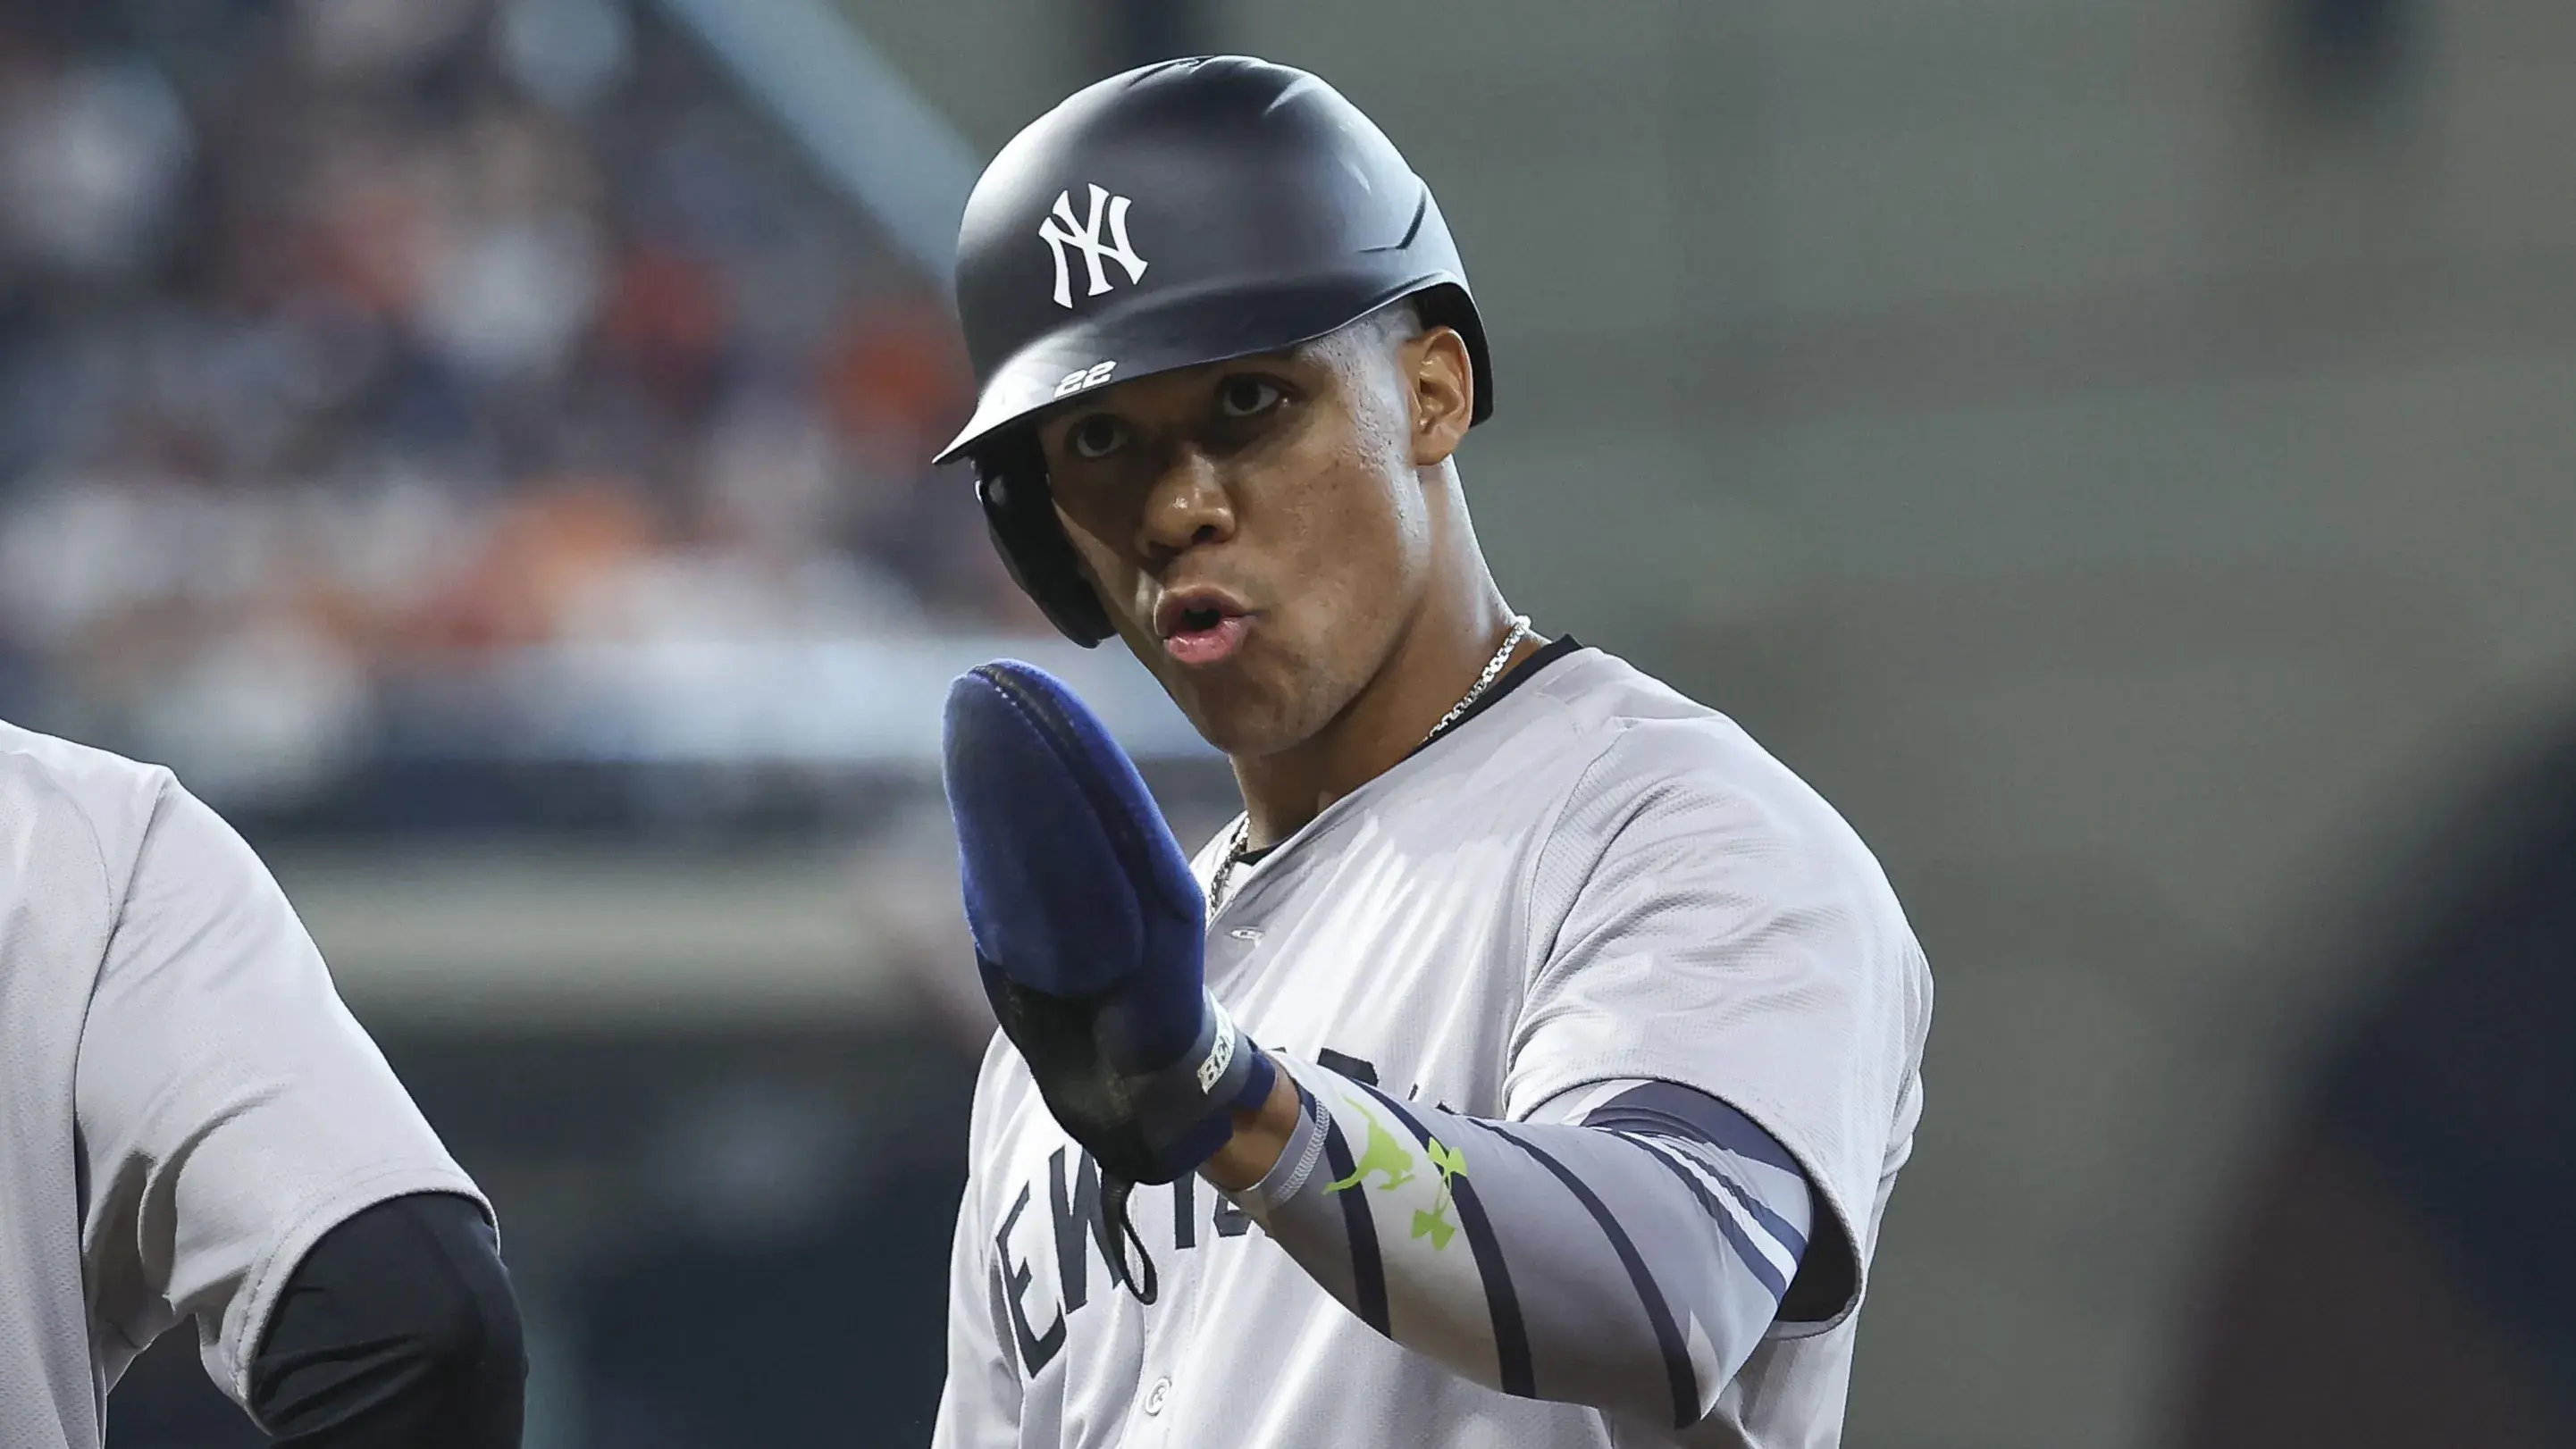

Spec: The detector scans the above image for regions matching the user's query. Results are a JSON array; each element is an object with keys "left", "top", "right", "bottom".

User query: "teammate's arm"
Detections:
[
  {"left": 932, "top": 1080, "right": 1023, "bottom": 1449},
  {"left": 1209, "top": 1060, "right": 1808, "bottom": 1431},
  {"left": 74, "top": 782, "right": 523, "bottom": 1443},
  {"left": 247, "top": 1194, "right": 524, "bottom": 1444}
]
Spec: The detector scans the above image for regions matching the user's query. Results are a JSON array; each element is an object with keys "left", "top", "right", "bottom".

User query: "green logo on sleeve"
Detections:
[
  {"left": 1322, "top": 1095, "right": 1471, "bottom": 1252},
  {"left": 1412, "top": 1137, "right": 1468, "bottom": 1251},
  {"left": 1324, "top": 1097, "right": 1417, "bottom": 1193}
]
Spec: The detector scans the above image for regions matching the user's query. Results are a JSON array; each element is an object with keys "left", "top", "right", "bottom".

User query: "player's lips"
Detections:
[{"left": 1154, "top": 588, "right": 1254, "bottom": 666}]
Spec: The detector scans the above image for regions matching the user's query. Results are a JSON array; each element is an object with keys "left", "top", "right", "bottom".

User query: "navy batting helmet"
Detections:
[{"left": 936, "top": 55, "right": 1495, "bottom": 647}]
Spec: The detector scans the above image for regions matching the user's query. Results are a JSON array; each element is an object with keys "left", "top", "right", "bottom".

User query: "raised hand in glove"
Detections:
[{"left": 941, "top": 660, "right": 1276, "bottom": 1301}]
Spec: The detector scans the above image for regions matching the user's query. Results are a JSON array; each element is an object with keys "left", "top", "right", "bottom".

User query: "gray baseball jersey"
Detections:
[
  {"left": 0, "top": 723, "right": 488, "bottom": 1449},
  {"left": 935, "top": 646, "right": 1932, "bottom": 1448}
]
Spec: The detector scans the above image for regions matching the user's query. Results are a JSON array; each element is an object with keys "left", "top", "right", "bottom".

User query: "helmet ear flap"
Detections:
[{"left": 975, "top": 435, "right": 1114, "bottom": 647}]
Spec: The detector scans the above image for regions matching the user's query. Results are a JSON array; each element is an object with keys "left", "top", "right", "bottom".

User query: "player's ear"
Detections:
[{"left": 1406, "top": 324, "right": 1473, "bottom": 468}]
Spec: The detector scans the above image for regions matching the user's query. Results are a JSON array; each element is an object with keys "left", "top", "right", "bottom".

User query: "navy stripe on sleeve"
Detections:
[
  {"left": 1582, "top": 1083, "right": 1809, "bottom": 1256},
  {"left": 1493, "top": 1128, "right": 1701, "bottom": 1430},
  {"left": 1365, "top": 1085, "right": 1539, "bottom": 1399},
  {"left": 1596, "top": 1125, "right": 1808, "bottom": 1260},
  {"left": 1580, "top": 1080, "right": 1801, "bottom": 1177},
  {"left": 1611, "top": 1130, "right": 1794, "bottom": 1301},
  {"left": 1696, "top": 1155, "right": 1808, "bottom": 1261},
  {"left": 1318, "top": 1110, "right": 1393, "bottom": 1336}
]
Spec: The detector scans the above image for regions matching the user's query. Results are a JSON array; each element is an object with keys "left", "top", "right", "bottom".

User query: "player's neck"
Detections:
[{"left": 1229, "top": 557, "right": 1530, "bottom": 851}]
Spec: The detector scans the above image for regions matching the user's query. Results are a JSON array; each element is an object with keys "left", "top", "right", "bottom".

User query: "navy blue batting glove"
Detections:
[{"left": 942, "top": 661, "right": 1275, "bottom": 1296}]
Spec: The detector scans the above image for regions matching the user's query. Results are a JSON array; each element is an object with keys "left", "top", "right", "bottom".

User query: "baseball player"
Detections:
[
  {"left": 930, "top": 57, "right": 1931, "bottom": 1448},
  {"left": 0, "top": 722, "right": 524, "bottom": 1447}
]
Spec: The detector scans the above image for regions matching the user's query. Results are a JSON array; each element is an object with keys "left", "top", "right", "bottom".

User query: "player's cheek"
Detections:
[{"left": 1056, "top": 519, "right": 1145, "bottom": 632}]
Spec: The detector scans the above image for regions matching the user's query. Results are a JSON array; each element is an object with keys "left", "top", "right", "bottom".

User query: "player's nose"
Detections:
[{"left": 1137, "top": 444, "right": 1235, "bottom": 563}]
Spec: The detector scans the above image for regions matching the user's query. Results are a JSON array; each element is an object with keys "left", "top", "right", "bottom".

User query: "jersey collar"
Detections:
[{"left": 1227, "top": 636, "right": 1590, "bottom": 872}]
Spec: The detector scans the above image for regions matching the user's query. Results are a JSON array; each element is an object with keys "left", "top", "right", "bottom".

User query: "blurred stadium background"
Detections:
[{"left": 5, "top": 0, "right": 2572, "bottom": 1444}]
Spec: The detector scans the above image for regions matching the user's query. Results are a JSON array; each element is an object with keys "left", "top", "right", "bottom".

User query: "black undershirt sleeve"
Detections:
[{"left": 248, "top": 1192, "right": 526, "bottom": 1446}]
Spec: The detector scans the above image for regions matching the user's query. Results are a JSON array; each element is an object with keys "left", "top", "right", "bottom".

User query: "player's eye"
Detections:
[
  {"left": 1067, "top": 415, "right": 1127, "bottom": 460},
  {"left": 1216, "top": 375, "right": 1283, "bottom": 419}
]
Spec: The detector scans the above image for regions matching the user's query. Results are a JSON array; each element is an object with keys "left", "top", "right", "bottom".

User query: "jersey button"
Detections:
[{"left": 1143, "top": 1377, "right": 1172, "bottom": 1416}]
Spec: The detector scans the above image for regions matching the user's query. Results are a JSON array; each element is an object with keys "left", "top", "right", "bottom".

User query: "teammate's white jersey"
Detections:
[
  {"left": 0, "top": 723, "right": 487, "bottom": 1449},
  {"left": 936, "top": 646, "right": 1933, "bottom": 1448}
]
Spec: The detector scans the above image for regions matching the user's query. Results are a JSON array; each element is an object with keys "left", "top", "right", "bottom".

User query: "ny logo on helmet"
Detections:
[{"left": 1038, "top": 185, "right": 1148, "bottom": 308}]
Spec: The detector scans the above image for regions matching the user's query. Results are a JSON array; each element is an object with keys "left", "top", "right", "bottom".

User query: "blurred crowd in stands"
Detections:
[{"left": 0, "top": 0, "right": 1020, "bottom": 801}]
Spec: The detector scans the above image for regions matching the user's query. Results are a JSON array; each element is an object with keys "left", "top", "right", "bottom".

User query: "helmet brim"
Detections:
[{"left": 934, "top": 269, "right": 1487, "bottom": 465}]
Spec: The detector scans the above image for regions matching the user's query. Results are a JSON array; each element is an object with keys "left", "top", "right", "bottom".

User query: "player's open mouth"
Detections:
[{"left": 1156, "top": 591, "right": 1253, "bottom": 666}]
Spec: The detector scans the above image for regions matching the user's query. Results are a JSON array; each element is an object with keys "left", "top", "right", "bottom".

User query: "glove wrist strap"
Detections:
[
  {"left": 1124, "top": 996, "right": 1273, "bottom": 1155},
  {"left": 1099, "top": 997, "right": 1274, "bottom": 1309}
]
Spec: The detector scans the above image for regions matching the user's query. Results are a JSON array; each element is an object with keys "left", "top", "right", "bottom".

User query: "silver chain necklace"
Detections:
[{"left": 1204, "top": 615, "right": 1532, "bottom": 921}]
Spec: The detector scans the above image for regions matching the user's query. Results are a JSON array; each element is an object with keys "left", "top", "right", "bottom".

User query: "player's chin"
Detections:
[{"left": 1166, "top": 667, "right": 1312, "bottom": 758}]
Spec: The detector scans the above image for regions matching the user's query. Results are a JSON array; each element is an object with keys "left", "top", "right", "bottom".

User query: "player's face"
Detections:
[{"left": 1034, "top": 324, "right": 1467, "bottom": 756}]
